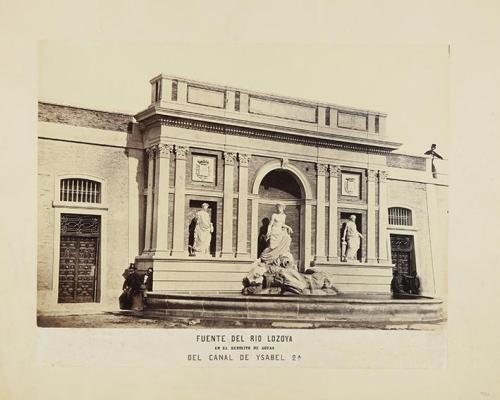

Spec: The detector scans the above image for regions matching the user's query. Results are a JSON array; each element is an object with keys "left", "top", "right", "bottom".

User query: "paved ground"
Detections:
[{"left": 37, "top": 311, "right": 445, "bottom": 330}]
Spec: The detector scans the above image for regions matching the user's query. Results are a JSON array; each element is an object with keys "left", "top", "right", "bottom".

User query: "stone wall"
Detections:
[{"left": 38, "top": 139, "right": 130, "bottom": 308}]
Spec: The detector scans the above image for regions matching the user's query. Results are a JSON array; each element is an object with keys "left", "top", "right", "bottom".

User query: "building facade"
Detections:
[{"left": 37, "top": 75, "right": 448, "bottom": 312}]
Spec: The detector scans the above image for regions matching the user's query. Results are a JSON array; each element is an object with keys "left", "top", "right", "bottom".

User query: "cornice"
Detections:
[{"left": 137, "top": 110, "right": 401, "bottom": 155}]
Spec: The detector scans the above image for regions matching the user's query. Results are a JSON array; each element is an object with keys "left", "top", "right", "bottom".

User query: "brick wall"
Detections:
[{"left": 38, "top": 102, "right": 133, "bottom": 133}]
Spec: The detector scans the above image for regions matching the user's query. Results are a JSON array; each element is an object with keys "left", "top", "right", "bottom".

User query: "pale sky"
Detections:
[{"left": 39, "top": 42, "right": 449, "bottom": 156}]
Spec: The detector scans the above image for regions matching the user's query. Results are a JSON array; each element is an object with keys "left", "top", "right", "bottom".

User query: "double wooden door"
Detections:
[
  {"left": 390, "top": 234, "right": 416, "bottom": 276},
  {"left": 58, "top": 214, "right": 101, "bottom": 303}
]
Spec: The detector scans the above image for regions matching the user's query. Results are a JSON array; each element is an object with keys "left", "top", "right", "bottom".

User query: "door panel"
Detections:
[{"left": 58, "top": 214, "right": 100, "bottom": 303}]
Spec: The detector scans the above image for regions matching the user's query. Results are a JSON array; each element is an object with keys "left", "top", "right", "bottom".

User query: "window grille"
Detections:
[
  {"left": 388, "top": 207, "right": 412, "bottom": 226},
  {"left": 60, "top": 178, "right": 101, "bottom": 203}
]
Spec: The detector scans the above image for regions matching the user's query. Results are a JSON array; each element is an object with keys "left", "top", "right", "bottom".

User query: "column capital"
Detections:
[
  {"left": 367, "top": 169, "right": 377, "bottom": 182},
  {"left": 146, "top": 145, "right": 156, "bottom": 159},
  {"left": 238, "top": 153, "right": 251, "bottom": 167},
  {"left": 379, "top": 170, "right": 389, "bottom": 182},
  {"left": 316, "top": 163, "right": 327, "bottom": 176},
  {"left": 175, "top": 145, "right": 189, "bottom": 160},
  {"left": 224, "top": 152, "right": 237, "bottom": 165},
  {"left": 157, "top": 144, "right": 174, "bottom": 158},
  {"left": 328, "top": 165, "right": 341, "bottom": 178}
]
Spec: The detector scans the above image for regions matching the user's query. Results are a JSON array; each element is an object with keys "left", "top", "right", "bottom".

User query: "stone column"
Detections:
[
  {"left": 144, "top": 146, "right": 155, "bottom": 252},
  {"left": 171, "top": 145, "right": 188, "bottom": 256},
  {"left": 328, "top": 165, "right": 340, "bottom": 262},
  {"left": 367, "top": 169, "right": 377, "bottom": 263},
  {"left": 315, "top": 163, "right": 327, "bottom": 262},
  {"left": 152, "top": 144, "right": 173, "bottom": 254},
  {"left": 378, "top": 170, "right": 389, "bottom": 263},
  {"left": 236, "top": 153, "right": 251, "bottom": 258},
  {"left": 221, "top": 152, "right": 236, "bottom": 258}
]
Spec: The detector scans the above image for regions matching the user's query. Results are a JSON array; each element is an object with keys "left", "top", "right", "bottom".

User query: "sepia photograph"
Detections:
[{"left": 37, "top": 42, "right": 448, "bottom": 331}]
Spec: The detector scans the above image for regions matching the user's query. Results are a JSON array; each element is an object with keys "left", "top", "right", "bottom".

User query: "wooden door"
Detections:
[
  {"left": 390, "top": 234, "right": 415, "bottom": 276},
  {"left": 58, "top": 214, "right": 100, "bottom": 303}
]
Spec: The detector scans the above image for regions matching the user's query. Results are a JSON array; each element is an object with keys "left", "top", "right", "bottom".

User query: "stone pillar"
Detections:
[
  {"left": 315, "top": 163, "right": 327, "bottom": 262},
  {"left": 303, "top": 199, "right": 312, "bottom": 270},
  {"left": 171, "top": 145, "right": 188, "bottom": 256},
  {"left": 367, "top": 169, "right": 377, "bottom": 263},
  {"left": 152, "top": 144, "right": 173, "bottom": 254},
  {"left": 144, "top": 146, "right": 155, "bottom": 252},
  {"left": 221, "top": 152, "right": 236, "bottom": 258},
  {"left": 236, "top": 153, "right": 251, "bottom": 257},
  {"left": 328, "top": 165, "right": 340, "bottom": 262},
  {"left": 378, "top": 170, "right": 389, "bottom": 263}
]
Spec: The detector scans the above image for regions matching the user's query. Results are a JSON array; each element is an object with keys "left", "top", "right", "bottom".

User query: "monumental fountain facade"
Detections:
[{"left": 37, "top": 74, "right": 448, "bottom": 312}]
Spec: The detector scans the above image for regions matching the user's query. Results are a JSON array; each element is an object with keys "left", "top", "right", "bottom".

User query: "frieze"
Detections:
[{"left": 138, "top": 115, "right": 399, "bottom": 155}]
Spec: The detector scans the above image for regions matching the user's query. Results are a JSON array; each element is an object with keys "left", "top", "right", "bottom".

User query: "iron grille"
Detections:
[
  {"left": 60, "top": 178, "right": 101, "bottom": 203},
  {"left": 388, "top": 207, "right": 413, "bottom": 226}
]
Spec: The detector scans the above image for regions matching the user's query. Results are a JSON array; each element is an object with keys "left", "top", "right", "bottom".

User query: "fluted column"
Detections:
[
  {"left": 236, "top": 153, "right": 251, "bottom": 257},
  {"left": 221, "top": 152, "right": 236, "bottom": 258},
  {"left": 328, "top": 165, "right": 340, "bottom": 262},
  {"left": 378, "top": 170, "right": 389, "bottom": 263},
  {"left": 315, "top": 163, "right": 327, "bottom": 262},
  {"left": 171, "top": 145, "right": 188, "bottom": 256},
  {"left": 151, "top": 144, "right": 173, "bottom": 253},
  {"left": 144, "top": 146, "right": 155, "bottom": 252},
  {"left": 367, "top": 169, "right": 377, "bottom": 263}
]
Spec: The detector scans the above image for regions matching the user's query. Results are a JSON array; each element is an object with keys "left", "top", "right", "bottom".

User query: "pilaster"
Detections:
[
  {"left": 367, "top": 169, "right": 377, "bottom": 263},
  {"left": 378, "top": 170, "right": 389, "bottom": 263},
  {"left": 328, "top": 165, "right": 340, "bottom": 261},
  {"left": 315, "top": 163, "right": 327, "bottom": 262},
  {"left": 236, "top": 154, "right": 251, "bottom": 257},
  {"left": 221, "top": 152, "right": 236, "bottom": 258},
  {"left": 144, "top": 146, "right": 155, "bottom": 252},
  {"left": 153, "top": 144, "right": 173, "bottom": 254},
  {"left": 171, "top": 145, "right": 188, "bottom": 256}
]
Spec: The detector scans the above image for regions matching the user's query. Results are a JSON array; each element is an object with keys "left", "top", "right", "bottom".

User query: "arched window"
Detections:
[
  {"left": 60, "top": 178, "right": 101, "bottom": 203},
  {"left": 388, "top": 207, "right": 413, "bottom": 226}
]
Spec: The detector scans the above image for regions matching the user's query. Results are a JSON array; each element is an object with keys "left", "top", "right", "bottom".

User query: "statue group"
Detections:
[{"left": 242, "top": 203, "right": 339, "bottom": 296}]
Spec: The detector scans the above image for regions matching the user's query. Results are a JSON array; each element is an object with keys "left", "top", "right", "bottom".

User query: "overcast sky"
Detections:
[{"left": 39, "top": 42, "right": 449, "bottom": 156}]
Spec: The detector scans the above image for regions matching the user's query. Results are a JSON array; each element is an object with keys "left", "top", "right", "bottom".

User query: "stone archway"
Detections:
[{"left": 251, "top": 161, "right": 312, "bottom": 270}]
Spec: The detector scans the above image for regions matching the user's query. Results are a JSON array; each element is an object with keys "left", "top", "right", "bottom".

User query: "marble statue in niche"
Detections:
[
  {"left": 192, "top": 203, "right": 213, "bottom": 255},
  {"left": 342, "top": 214, "right": 363, "bottom": 262}
]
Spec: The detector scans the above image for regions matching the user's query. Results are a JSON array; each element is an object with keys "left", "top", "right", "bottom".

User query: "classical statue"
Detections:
[
  {"left": 259, "top": 203, "right": 293, "bottom": 264},
  {"left": 342, "top": 215, "right": 363, "bottom": 262},
  {"left": 192, "top": 203, "right": 213, "bottom": 255},
  {"left": 242, "top": 203, "right": 340, "bottom": 296}
]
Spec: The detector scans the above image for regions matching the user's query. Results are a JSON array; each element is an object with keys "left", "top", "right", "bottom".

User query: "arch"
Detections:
[
  {"left": 388, "top": 206, "right": 414, "bottom": 227},
  {"left": 251, "top": 160, "right": 313, "bottom": 200},
  {"left": 55, "top": 174, "right": 106, "bottom": 204}
]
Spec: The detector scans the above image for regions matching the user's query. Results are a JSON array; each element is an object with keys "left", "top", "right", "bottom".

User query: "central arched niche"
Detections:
[{"left": 257, "top": 169, "right": 303, "bottom": 263}]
